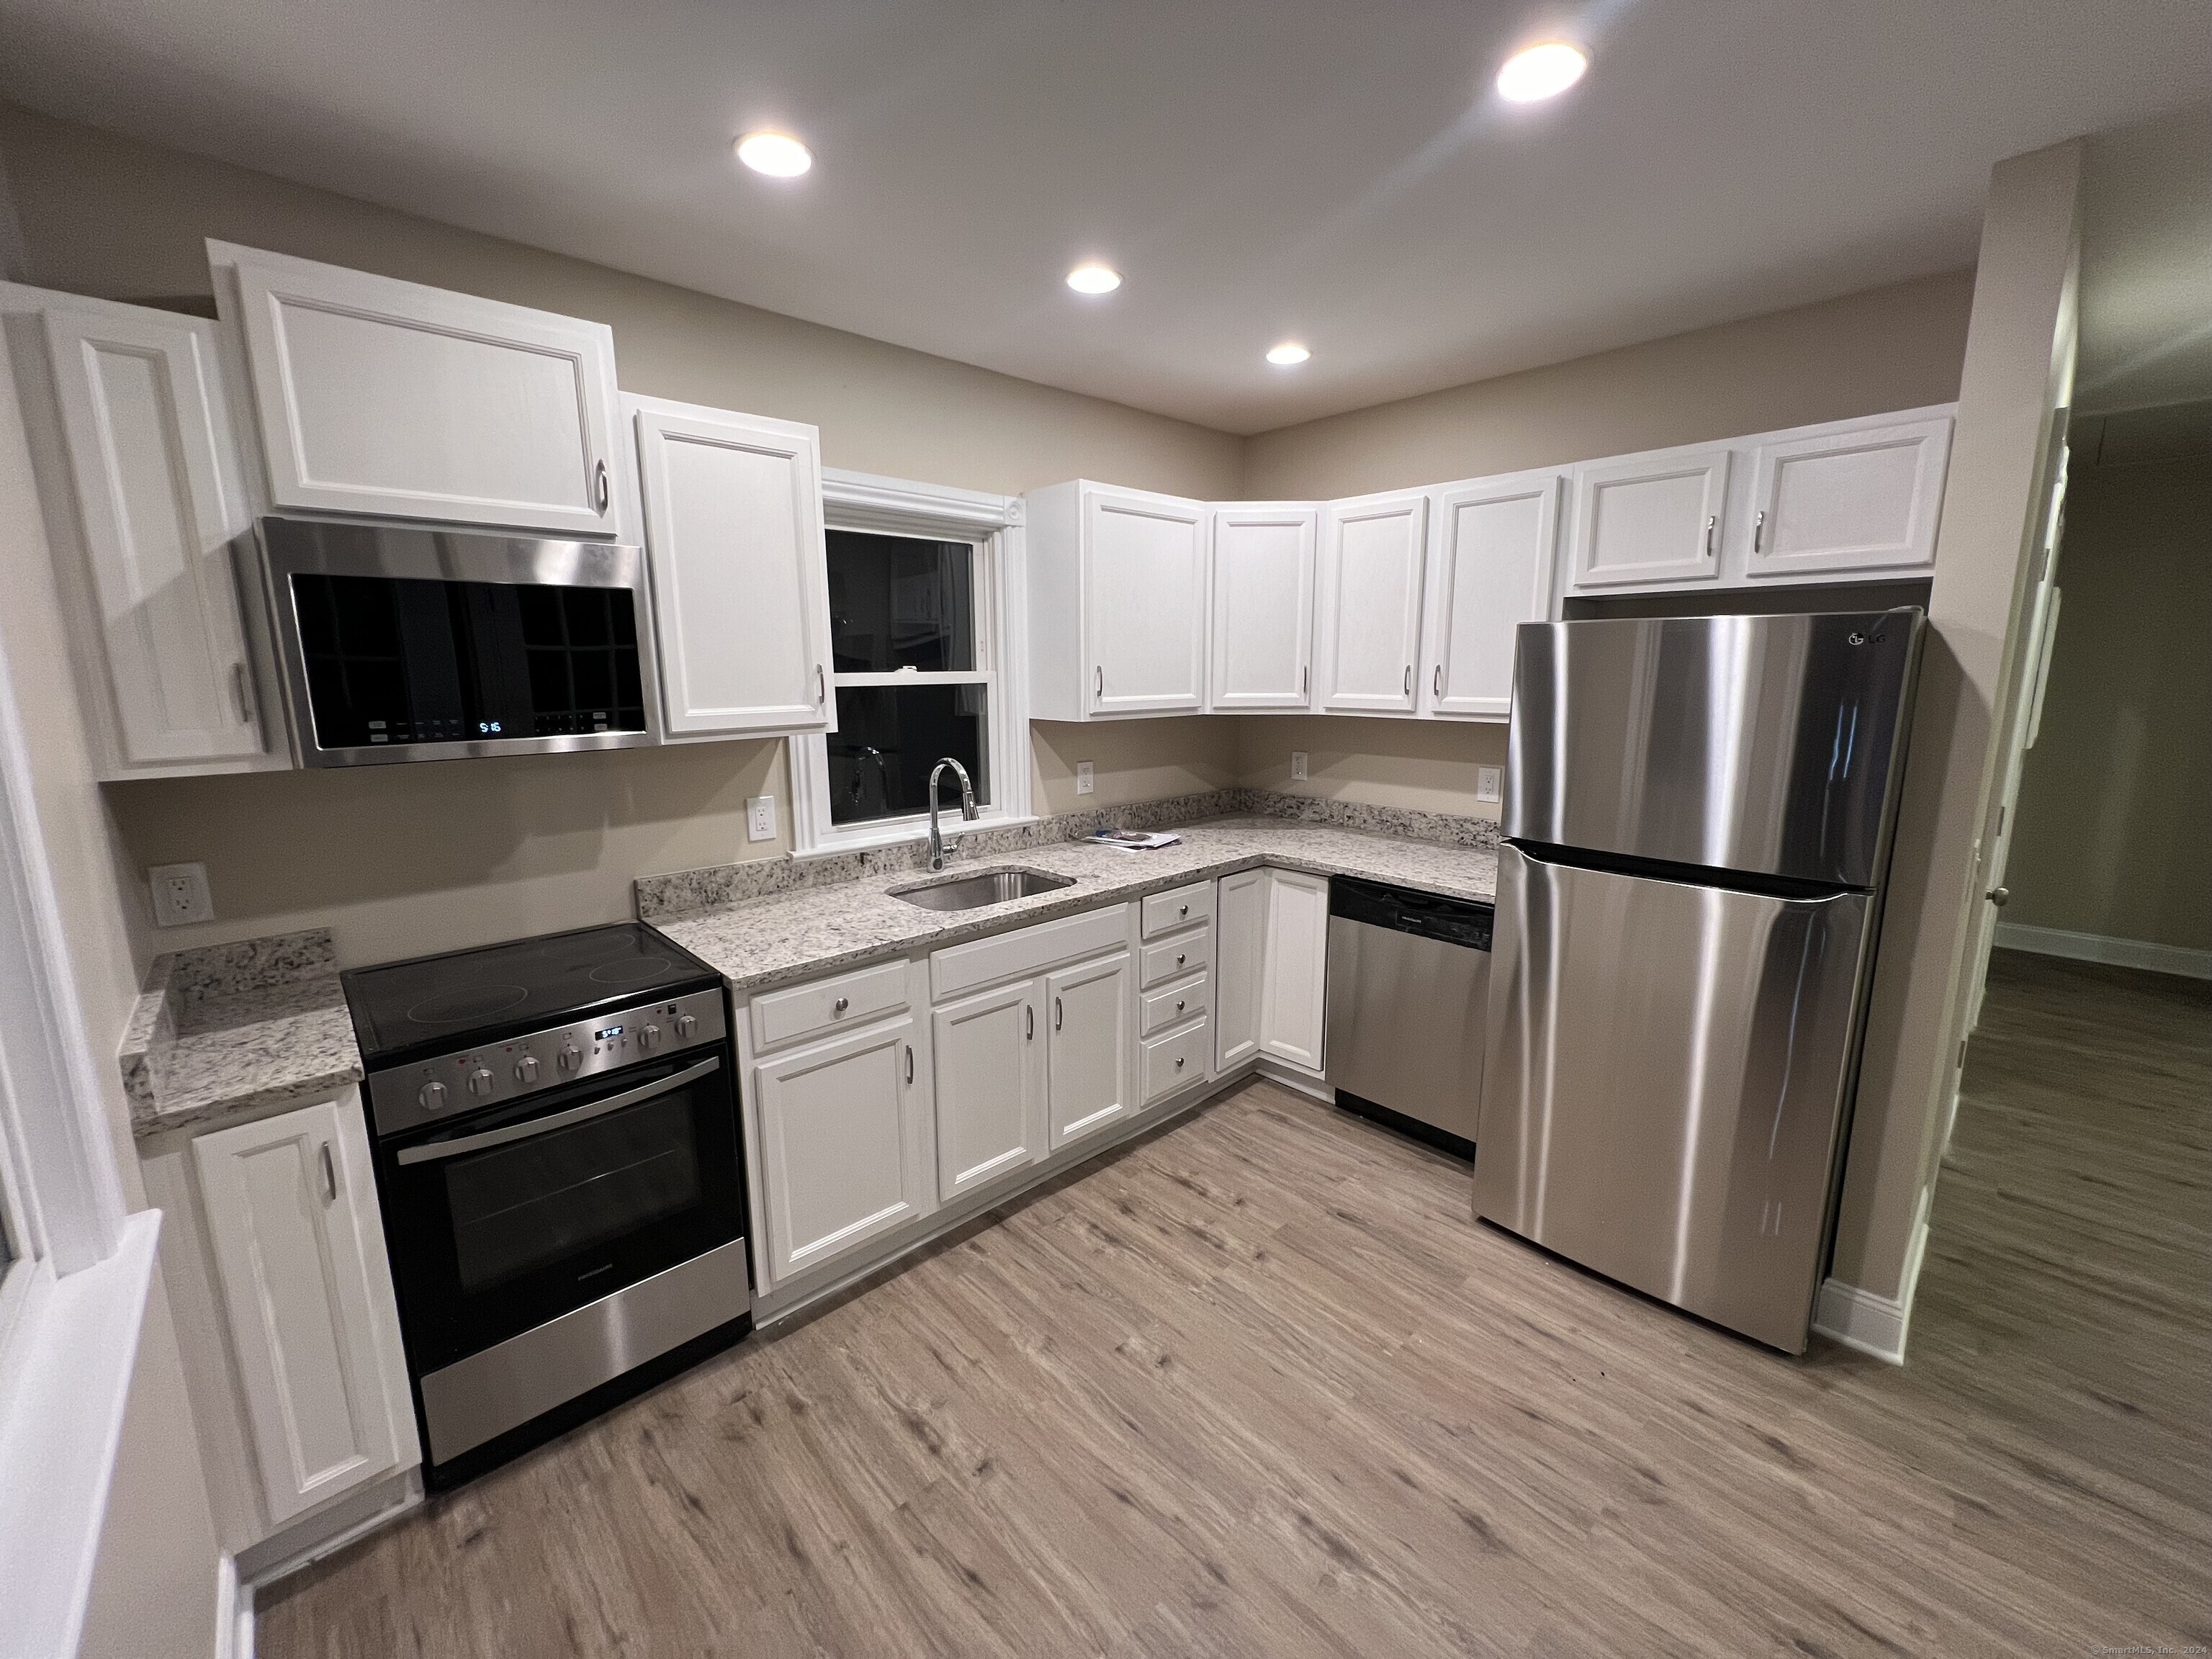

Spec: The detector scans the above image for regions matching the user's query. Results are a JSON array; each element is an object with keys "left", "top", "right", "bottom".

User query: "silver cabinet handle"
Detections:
[
  {"left": 1987, "top": 886, "right": 2010, "bottom": 907},
  {"left": 397, "top": 1056, "right": 720, "bottom": 1165},
  {"left": 1704, "top": 514, "right": 1717, "bottom": 557},
  {"left": 904, "top": 1044, "right": 914, "bottom": 1084},
  {"left": 815, "top": 664, "right": 826, "bottom": 704},
  {"left": 230, "top": 662, "right": 254, "bottom": 724},
  {"left": 318, "top": 1141, "right": 336, "bottom": 1202},
  {"left": 1753, "top": 509, "right": 1766, "bottom": 554},
  {"left": 1432, "top": 665, "right": 1443, "bottom": 698},
  {"left": 593, "top": 459, "right": 610, "bottom": 513},
  {"left": 1300, "top": 665, "right": 1309, "bottom": 698},
  {"left": 1054, "top": 997, "right": 1063, "bottom": 1031},
  {"left": 1403, "top": 665, "right": 1412, "bottom": 696},
  {"left": 1025, "top": 1004, "right": 1034, "bottom": 1041},
  {"left": 1094, "top": 665, "right": 1104, "bottom": 699}
]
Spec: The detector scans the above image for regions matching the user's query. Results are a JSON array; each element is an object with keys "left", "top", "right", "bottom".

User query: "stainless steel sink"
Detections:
[{"left": 889, "top": 869, "right": 1077, "bottom": 911}]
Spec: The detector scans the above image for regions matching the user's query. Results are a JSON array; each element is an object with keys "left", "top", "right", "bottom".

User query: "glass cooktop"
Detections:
[{"left": 342, "top": 922, "right": 721, "bottom": 1067}]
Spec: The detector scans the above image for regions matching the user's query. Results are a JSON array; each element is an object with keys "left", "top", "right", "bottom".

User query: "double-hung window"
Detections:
[{"left": 790, "top": 471, "right": 1031, "bottom": 854}]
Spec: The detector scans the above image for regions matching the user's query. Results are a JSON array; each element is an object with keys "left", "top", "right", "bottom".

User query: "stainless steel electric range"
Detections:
[{"left": 342, "top": 922, "right": 750, "bottom": 1489}]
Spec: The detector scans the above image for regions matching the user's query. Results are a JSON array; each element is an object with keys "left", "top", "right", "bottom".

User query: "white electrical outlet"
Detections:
[
  {"left": 1290, "top": 751, "right": 1308, "bottom": 781},
  {"left": 1476, "top": 765, "right": 1503, "bottom": 804},
  {"left": 149, "top": 862, "right": 214, "bottom": 927},
  {"left": 1075, "top": 761, "right": 1094, "bottom": 796},
  {"left": 746, "top": 795, "right": 778, "bottom": 842}
]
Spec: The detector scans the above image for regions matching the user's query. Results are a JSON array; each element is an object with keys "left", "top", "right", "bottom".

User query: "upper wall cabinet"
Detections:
[
  {"left": 1208, "top": 503, "right": 1316, "bottom": 711},
  {"left": 1317, "top": 489, "right": 1428, "bottom": 715},
  {"left": 210, "top": 242, "right": 625, "bottom": 538},
  {"left": 1028, "top": 480, "right": 1208, "bottom": 720},
  {"left": 628, "top": 395, "right": 834, "bottom": 739},
  {"left": 1, "top": 284, "right": 282, "bottom": 779},
  {"left": 1743, "top": 412, "right": 1953, "bottom": 580},
  {"left": 1568, "top": 443, "right": 1732, "bottom": 590},
  {"left": 1421, "top": 469, "right": 1563, "bottom": 720}
]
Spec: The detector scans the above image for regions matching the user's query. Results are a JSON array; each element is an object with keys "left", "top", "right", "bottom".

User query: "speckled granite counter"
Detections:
[
  {"left": 120, "top": 929, "right": 365, "bottom": 1141},
  {"left": 650, "top": 814, "right": 1499, "bottom": 994}
]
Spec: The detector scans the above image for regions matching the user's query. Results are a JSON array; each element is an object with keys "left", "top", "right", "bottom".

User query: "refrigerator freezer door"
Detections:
[
  {"left": 1504, "top": 610, "right": 1920, "bottom": 887},
  {"left": 1475, "top": 844, "right": 1873, "bottom": 1352}
]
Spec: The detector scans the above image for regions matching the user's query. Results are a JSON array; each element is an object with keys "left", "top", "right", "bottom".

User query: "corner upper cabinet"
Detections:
[
  {"left": 1, "top": 286, "right": 279, "bottom": 778},
  {"left": 1422, "top": 469, "right": 1563, "bottom": 719},
  {"left": 1566, "top": 443, "right": 1731, "bottom": 590},
  {"left": 1743, "top": 411, "right": 1953, "bottom": 580},
  {"left": 628, "top": 395, "right": 833, "bottom": 738},
  {"left": 1028, "top": 480, "right": 1208, "bottom": 719},
  {"left": 1316, "top": 490, "right": 1429, "bottom": 714},
  {"left": 210, "top": 242, "right": 624, "bottom": 537},
  {"left": 1208, "top": 503, "right": 1316, "bottom": 711}
]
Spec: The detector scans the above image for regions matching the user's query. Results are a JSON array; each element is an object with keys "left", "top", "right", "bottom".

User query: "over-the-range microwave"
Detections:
[{"left": 256, "top": 516, "right": 663, "bottom": 767}]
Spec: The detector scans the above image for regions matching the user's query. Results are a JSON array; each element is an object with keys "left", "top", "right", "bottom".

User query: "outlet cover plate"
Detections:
[
  {"left": 1290, "top": 751, "right": 1308, "bottom": 781},
  {"left": 149, "top": 862, "right": 214, "bottom": 927},
  {"left": 1476, "top": 766, "right": 1503, "bottom": 803},
  {"left": 1075, "top": 761, "right": 1094, "bottom": 796},
  {"left": 747, "top": 795, "right": 777, "bottom": 842}
]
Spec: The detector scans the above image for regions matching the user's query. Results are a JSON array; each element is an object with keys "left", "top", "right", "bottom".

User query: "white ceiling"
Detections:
[
  {"left": 2078, "top": 104, "right": 2212, "bottom": 415},
  {"left": 2, "top": 0, "right": 2208, "bottom": 434}
]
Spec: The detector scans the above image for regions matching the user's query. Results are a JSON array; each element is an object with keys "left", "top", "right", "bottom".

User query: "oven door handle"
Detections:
[{"left": 395, "top": 1056, "right": 722, "bottom": 1166}]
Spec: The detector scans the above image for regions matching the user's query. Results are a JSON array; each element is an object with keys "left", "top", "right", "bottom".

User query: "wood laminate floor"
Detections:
[{"left": 258, "top": 950, "right": 2211, "bottom": 1656}]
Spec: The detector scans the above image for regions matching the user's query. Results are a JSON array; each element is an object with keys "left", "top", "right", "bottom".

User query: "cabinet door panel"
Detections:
[
  {"left": 1569, "top": 447, "right": 1730, "bottom": 589},
  {"left": 1214, "top": 868, "right": 1265, "bottom": 1070},
  {"left": 1209, "top": 505, "right": 1315, "bottom": 710},
  {"left": 193, "top": 1096, "right": 409, "bottom": 1524},
  {"left": 1320, "top": 493, "right": 1427, "bottom": 712},
  {"left": 1087, "top": 490, "right": 1206, "bottom": 713},
  {"left": 1259, "top": 868, "right": 1330, "bottom": 1071},
  {"left": 1048, "top": 952, "right": 1133, "bottom": 1148},
  {"left": 634, "top": 401, "right": 831, "bottom": 735},
  {"left": 226, "top": 247, "right": 620, "bottom": 535},
  {"left": 755, "top": 1015, "right": 927, "bottom": 1282},
  {"left": 1745, "top": 416, "right": 1951, "bottom": 577},
  {"left": 932, "top": 981, "right": 1045, "bottom": 1199},
  {"left": 1426, "top": 472, "right": 1562, "bottom": 719},
  {"left": 41, "top": 307, "right": 263, "bottom": 767}
]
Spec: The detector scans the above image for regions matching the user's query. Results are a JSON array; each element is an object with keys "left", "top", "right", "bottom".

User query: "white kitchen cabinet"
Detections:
[
  {"left": 754, "top": 1013, "right": 932, "bottom": 1282},
  {"left": 1567, "top": 444, "right": 1731, "bottom": 590},
  {"left": 1422, "top": 469, "right": 1563, "bottom": 719},
  {"left": 2, "top": 287, "right": 279, "bottom": 778},
  {"left": 1743, "top": 413, "right": 1952, "bottom": 580},
  {"left": 932, "top": 981, "right": 1046, "bottom": 1200},
  {"left": 191, "top": 1094, "right": 415, "bottom": 1526},
  {"left": 211, "top": 241, "right": 624, "bottom": 537},
  {"left": 1317, "top": 490, "right": 1428, "bottom": 714},
  {"left": 1208, "top": 503, "right": 1316, "bottom": 711},
  {"left": 1047, "top": 951, "right": 1133, "bottom": 1148},
  {"left": 629, "top": 395, "right": 833, "bottom": 737},
  {"left": 1028, "top": 480, "right": 1208, "bottom": 719},
  {"left": 1213, "top": 868, "right": 1266, "bottom": 1071},
  {"left": 1258, "top": 868, "right": 1330, "bottom": 1072}
]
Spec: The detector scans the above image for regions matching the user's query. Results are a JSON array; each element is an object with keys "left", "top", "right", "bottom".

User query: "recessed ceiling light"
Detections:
[
  {"left": 1496, "top": 42, "right": 1588, "bottom": 102},
  {"left": 735, "top": 131, "right": 812, "bottom": 177},
  {"left": 1266, "top": 343, "right": 1311, "bottom": 366},
  {"left": 1066, "top": 264, "right": 1123, "bottom": 295}
]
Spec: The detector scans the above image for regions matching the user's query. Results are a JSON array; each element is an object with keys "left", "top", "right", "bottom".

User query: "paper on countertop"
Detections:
[{"left": 1087, "top": 829, "right": 1184, "bottom": 850}]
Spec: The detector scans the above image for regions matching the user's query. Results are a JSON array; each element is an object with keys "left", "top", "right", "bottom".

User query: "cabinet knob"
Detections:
[
  {"left": 1175, "top": 1056, "right": 1186, "bottom": 1070},
  {"left": 1986, "top": 886, "right": 2010, "bottom": 907},
  {"left": 1177, "top": 953, "right": 1186, "bottom": 966},
  {"left": 833, "top": 996, "right": 850, "bottom": 1015},
  {"left": 1175, "top": 999, "right": 1186, "bottom": 1013},
  {"left": 1179, "top": 903, "right": 1190, "bottom": 917},
  {"left": 466, "top": 1067, "right": 495, "bottom": 1097}
]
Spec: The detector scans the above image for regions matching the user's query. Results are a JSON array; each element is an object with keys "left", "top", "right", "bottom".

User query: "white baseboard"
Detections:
[
  {"left": 1813, "top": 1198, "right": 1931, "bottom": 1365},
  {"left": 1252, "top": 1056, "right": 1332, "bottom": 1102},
  {"left": 1995, "top": 922, "right": 2212, "bottom": 980}
]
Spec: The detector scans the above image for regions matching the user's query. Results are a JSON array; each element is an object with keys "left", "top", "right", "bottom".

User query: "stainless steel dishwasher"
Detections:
[{"left": 1323, "top": 877, "right": 1492, "bottom": 1158}]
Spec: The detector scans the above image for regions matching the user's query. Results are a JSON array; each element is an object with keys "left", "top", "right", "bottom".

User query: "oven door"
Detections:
[{"left": 377, "top": 1051, "right": 746, "bottom": 1377}]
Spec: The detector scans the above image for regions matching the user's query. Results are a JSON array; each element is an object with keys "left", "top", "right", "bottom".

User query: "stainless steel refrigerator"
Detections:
[{"left": 1473, "top": 608, "right": 1923, "bottom": 1352}]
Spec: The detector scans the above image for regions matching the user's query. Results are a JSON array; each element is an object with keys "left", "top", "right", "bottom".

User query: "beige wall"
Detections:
[
  {"left": 1235, "top": 717, "right": 1509, "bottom": 817},
  {"left": 1030, "top": 718, "right": 1238, "bottom": 817},
  {"left": 1241, "top": 270, "right": 1976, "bottom": 500},
  {"left": 2005, "top": 450, "right": 2212, "bottom": 950}
]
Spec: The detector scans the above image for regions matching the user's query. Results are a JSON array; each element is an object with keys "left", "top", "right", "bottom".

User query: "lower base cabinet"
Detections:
[
  {"left": 933, "top": 981, "right": 1046, "bottom": 1200},
  {"left": 753, "top": 1012, "right": 931, "bottom": 1282},
  {"left": 1257, "top": 868, "right": 1331, "bottom": 1071},
  {"left": 1213, "top": 868, "right": 1265, "bottom": 1069},
  {"left": 1048, "top": 951, "right": 1133, "bottom": 1148}
]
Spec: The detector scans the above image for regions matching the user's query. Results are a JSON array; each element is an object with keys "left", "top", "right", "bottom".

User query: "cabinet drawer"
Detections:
[
  {"left": 1141, "top": 1018, "right": 1213, "bottom": 1105},
  {"left": 1141, "top": 881, "right": 1215, "bottom": 940},
  {"left": 1139, "top": 925, "right": 1212, "bottom": 989},
  {"left": 751, "top": 960, "right": 909, "bottom": 1051},
  {"left": 1140, "top": 970, "right": 1210, "bottom": 1037},
  {"left": 931, "top": 903, "right": 1130, "bottom": 1000}
]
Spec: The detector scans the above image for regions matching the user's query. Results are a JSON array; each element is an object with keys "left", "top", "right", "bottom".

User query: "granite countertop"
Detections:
[
  {"left": 653, "top": 814, "right": 1499, "bottom": 994},
  {"left": 121, "top": 930, "right": 365, "bottom": 1141}
]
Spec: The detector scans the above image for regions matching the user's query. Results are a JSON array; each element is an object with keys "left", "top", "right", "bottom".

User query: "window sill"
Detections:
[{"left": 792, "top": 813, "right": 1040, "bottom": 863}]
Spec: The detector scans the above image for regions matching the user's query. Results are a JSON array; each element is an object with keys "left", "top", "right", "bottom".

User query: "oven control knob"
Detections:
[
  {"left": 675, "top": 1013, "right": 698, "bottom": 1041},
  {"left": 514, "top": 1054, "right": 539, "bottom": 1084},
  {"left": 558, "top": 1043, "right": 583, "bottom": 1072},
  {"left": 639, "top": 1022, "right": 664, "bottom": 1053},
  {"left": 467, "top": 1066, "right": 495, "bottom": 1097},
  {"left": 418, "top": 1080, "right": 448, "bottom": 1112}
]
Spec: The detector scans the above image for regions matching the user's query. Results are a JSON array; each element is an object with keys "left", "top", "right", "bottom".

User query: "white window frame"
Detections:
[{"left": 790, "top": 469, "right": 1033, "bottom": 857}]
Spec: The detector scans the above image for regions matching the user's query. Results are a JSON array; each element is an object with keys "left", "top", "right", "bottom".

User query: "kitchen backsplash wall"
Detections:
[
  {"left": 1235, "top": 716, "right": 1510, "bottom": 820},
  {"left": 1030, "top": 717, "right": 1241, "bottom": 816}
]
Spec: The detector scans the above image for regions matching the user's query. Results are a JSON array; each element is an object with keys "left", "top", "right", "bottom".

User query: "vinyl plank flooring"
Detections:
[{"left": 256, "top": 949, "right": 2212, "bottom": 1656}]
